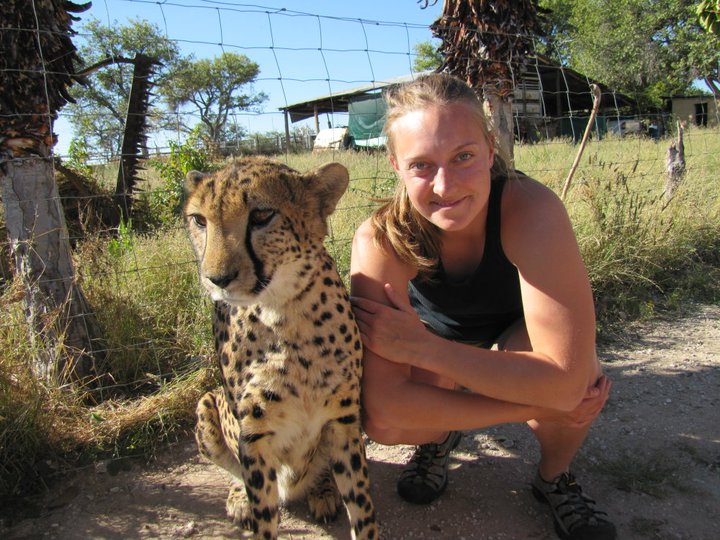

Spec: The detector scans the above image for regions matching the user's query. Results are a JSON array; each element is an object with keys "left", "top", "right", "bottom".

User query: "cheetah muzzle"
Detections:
[{"left": 184, "top": 157, "right": 377, "bottom": 540}]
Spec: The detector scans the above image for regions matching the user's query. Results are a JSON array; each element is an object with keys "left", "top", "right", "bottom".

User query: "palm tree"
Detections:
[
  {"left": 0, "top": 0, "right": 104, "bottom": 385},
  {"left": 420, "top": 0, "right": 545, "bottom": 159}
]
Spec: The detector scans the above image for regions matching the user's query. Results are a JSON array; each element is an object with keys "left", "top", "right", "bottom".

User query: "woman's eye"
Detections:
[
  {"left": 191, "top": 214, "right": 207, "bottom": 228},
  {"left": 249, "top": 208, "right": 276, "bottom": 227},
  {"left": 456, "top": 152, "right": 473, "bottom": 162},
  {"left": 410, "top": 162, "right": 429, "bottom": 171}
]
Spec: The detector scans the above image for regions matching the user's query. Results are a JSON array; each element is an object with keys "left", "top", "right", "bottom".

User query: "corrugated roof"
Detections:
[{"left": 278, "top": 73, "right": 430, "bottom": 123}]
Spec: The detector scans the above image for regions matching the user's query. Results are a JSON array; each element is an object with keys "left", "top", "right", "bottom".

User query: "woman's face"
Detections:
[{"left": 389, "top": 102, "right": 495, "bottom": 234}]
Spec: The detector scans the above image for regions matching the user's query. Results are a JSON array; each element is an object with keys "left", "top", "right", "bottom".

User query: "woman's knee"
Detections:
[
  {"left": 527, "top": 415, "right": 596, "bottom": 435},
  {"left": 362, "top": 415, "right": 403, "bottom": 445}
]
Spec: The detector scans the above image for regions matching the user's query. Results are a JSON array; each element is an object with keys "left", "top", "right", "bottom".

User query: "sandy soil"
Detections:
[{"left": 4, "top": 304, "right": 719, "bottom": 540}]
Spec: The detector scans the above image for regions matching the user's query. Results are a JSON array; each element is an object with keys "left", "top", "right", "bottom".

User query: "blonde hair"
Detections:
[{"left": 372, "top": 73, "right": 512, "bottom": 278}]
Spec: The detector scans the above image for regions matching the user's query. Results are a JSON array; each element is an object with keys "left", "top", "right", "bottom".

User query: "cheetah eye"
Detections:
[
  {"left": 249, "top": 208, "right": 276, "bottom": 227},
  {"left": 190, "top": 214, "right": 207, "bottom": 228}
]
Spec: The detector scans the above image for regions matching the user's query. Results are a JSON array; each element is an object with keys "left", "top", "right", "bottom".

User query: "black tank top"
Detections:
[{"left": 408, "top": 176, "right": 523, "bottom": 347}]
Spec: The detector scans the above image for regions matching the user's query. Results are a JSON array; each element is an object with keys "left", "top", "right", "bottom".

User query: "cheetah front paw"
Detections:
[
  {"left": 307, "top": 485, "right": 342, "bottom": 523},
  {"left": 226, "top": 483, "right": 252, "bottom": 529}
]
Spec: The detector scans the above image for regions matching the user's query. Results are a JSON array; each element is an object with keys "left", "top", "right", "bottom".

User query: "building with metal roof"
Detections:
[{"left": 278, "top": 59, "right": 636, "bottom": 147}]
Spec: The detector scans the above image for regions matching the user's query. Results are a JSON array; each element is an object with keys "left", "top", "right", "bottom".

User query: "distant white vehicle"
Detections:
[
  {"left": 608, "top": 119, "right": 643, "bottom": 136},
  {"left": 313, "top": 127, "right": 351, "bottom": 150}
]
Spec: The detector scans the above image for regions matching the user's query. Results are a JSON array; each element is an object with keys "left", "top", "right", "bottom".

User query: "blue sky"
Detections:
[{"left": 55, "top": 0, "right": 443, "bottom": 155}]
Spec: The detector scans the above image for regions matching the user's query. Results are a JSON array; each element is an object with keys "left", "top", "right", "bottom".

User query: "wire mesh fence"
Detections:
[{"left": 1, "top": 0, "right": 719, "bottom": 396}]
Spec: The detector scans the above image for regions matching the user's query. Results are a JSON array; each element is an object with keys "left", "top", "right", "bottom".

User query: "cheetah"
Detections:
[{"left": 184, "top": 157, "right": 377, "bottom": 540}]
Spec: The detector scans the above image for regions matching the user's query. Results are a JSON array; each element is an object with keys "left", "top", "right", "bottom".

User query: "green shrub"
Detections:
[
  {"left": 65, "top": 138, "right": 93, "bottom": 177},
  {"left": 147, "top": 131, "right": 216, "bottom": 225}
]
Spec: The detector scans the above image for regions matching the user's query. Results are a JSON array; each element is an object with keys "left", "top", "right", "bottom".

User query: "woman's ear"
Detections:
[{"left": 389, "top": 154, "right": 400, "bottom": 173}]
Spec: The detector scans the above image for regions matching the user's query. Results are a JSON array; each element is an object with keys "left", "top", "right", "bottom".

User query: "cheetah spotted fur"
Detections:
[{"left": 184, "top": 157, "right": 377, "bottom": 540}]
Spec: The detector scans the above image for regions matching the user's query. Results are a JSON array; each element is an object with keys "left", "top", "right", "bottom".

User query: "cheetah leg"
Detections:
[
  {"left": 326, "top": 422, "right": 378, "bottom": 540},
  {"left": 196, "top": 391, "right": 252, "bottom": 529},
  {"left": 238, "top": 431, "right": 281, "bottom": 539},
  {"left": 196, "top": 390, "right": 242, "bottom": 474}
]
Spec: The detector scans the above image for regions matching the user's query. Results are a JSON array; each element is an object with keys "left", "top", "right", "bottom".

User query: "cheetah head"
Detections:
[{"left": 183, "top": 157, "right": 349, "bottom": 307}]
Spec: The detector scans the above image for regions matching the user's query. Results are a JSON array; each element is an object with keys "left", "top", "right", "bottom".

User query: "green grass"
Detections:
[
  {"left": 1, "top": 127, "right": 718, "bottom": 501},
  {"left": 564, "top": 129, "right": 720, "bottom": 328},
  {"left": 0, "top": 228, "right": 217, "bottom": 502},
  {"left": 75, "top": 227, "right": 214, "bottom": 389}
]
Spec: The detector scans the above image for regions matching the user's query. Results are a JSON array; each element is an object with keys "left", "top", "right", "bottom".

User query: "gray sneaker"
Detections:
[
  {"left": 397, "top": 431, "right": 462, "bottom": 504},
  {"left": 532, "top": 471, "right": 616, "bottom": 540}
]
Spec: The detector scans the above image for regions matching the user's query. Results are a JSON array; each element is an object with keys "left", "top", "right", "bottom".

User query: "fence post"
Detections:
[{"left": 664, "top": 121, "right": 686, "bottom": 202}]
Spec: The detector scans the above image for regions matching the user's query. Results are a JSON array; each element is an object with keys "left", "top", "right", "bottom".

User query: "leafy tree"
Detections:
[
  {"left": 536, "top": 0, "right": 576, "bottom": 65},
  {"left": 694, "top": 0, "right": 720, "bottom": 95},
  {"left": 66, "top": 138, "right": 93, "bottom": 176},
  {"left": 222, "top": 123, "right": 249, "bottom": 151},
  {"left": 148, "top": 128, "right": 214, "bottom": 224},
  {"left": 162, "top": 53, "right": 268, "bottom": 150},
  {"left": 697, "top": 0, "right": 719, "bottom": 34},
  {"left": 569, "top": 1, "right": 665, "bottom": 106},
  {"left": 68, "top": 18, "right": 179, "bottom": 160},
  {"left": 413, "top": 40, "right": 443, "bottom": 72},
  {"left": 552, "top": 1, "right": 719, "bottom": 107}
]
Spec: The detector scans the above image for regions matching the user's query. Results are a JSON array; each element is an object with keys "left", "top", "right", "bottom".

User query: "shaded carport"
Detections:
[{"left": 278, "top": 74, "right": 422, "bottom": 148}]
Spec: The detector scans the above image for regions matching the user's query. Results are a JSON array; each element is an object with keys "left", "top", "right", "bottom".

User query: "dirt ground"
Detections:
[{"left": 4, "top": 304, "right": 719, "bottom": 540}]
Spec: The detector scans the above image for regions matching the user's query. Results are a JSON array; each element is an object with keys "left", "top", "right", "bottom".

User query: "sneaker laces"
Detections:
[
  {"left": 534, "top": 471, "right": 615, "bottom": 538},
  {"left": 399, "top": 431, "right": 460, "bottom": 490},
  {"left": 554, "top": 474, "right": 607, "bottom": 527}
]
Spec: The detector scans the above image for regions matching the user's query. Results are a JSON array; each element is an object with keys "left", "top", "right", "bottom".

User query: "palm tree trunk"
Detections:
[
  {"left": 115, "top": 54, "right": 157, "bottom": 223},
  {"left": 483, "top": 94, "right": 515, "bottom": 161},
  {"left": 1, "top": 158, "right": 101, "bottom": 384},
  {"left": 426, "top": 0, "right": 546, "bottom": 162}
]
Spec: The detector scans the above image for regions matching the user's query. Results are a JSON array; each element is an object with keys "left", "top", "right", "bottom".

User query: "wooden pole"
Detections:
[{"left": 561, "top": 85, "right": 602, "bottom": 201}]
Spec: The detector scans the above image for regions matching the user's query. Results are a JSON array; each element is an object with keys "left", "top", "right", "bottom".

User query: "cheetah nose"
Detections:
[{"left": 206, "top": 271, "right": 238, "bottom": 289}]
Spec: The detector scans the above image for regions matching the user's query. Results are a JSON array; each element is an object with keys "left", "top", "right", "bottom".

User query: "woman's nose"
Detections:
[{"left": 432, "top": 167, "right": 451, "bottom": 196}]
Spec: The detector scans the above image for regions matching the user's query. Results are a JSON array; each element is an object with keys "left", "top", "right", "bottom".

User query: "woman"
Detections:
[{"left": 350, "top": 73, "right": 615, "bottom": 540}]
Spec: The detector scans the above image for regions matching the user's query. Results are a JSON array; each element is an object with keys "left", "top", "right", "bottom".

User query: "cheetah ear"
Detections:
[
  {"left": 184, "top": 170, "right": 206, "bottom": 194},
  {"left": 307, "top": 162, "right": 349, "bottom": 219}
]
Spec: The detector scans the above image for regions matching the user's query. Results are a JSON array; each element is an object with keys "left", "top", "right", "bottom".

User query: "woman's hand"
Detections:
[
  {"left": 350, "top": 283, "right": 431, "bottom": 366},
  {"left": 537, "top": 375, "right": 612, "bottom": 428}
]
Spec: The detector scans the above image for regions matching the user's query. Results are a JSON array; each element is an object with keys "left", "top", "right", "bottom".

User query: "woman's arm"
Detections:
[{"left": 351, "top": 219, "right": 544, "bottom": 443}]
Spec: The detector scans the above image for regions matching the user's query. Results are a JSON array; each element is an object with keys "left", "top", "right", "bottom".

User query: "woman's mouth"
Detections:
[{"left": 431, "top": 196, "right": 467, "bottom": 209}]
